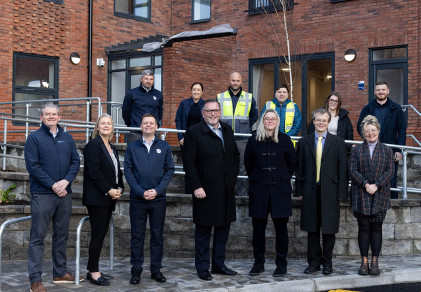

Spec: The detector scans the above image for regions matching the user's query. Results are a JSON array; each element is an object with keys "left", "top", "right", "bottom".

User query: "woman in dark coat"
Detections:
[
  {"left": 350, "top": 115, "right": 394, "bottom": 276},
  {"left": 175, "top": 82, "right": 205, "bottom": 193},
  {"left": 307, "top": 91, "right": 353, "bottom": 151},
  {"left": 244, "top": 108, "right": 297, "bottom": 277},
  {"left": 83, "top": 114, "right": 124, "bottom": 286}
]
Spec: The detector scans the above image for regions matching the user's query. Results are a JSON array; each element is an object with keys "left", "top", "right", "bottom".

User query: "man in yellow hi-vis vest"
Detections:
[
  {"left": 217, "top": 72, "right": 258, "bottom": 196},
  {"left": 260, "top": 84, "right": 302, "bottom": 137}
]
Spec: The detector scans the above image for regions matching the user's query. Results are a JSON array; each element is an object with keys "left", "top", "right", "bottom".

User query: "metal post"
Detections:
[
  {"left": 0, "top": 216, "right": 31, "bottom": 292},
  {"left": 115, "top": 107, "right": 120, "bottom": 143},
  {"left": 75, "top": 216, "right": 90, "bottom": 285},
  {"left": 402, "top": 150, "right": 408, "bottom": 199},
  {"left": 25, "top": 103, "right": 30, "bottom": 139},
  {"left": 2, "top": 119, "right": 7, "bottom": 171},
  {"left": 86, "top": 101, "right": 90, "bottom": 143},
  {"left": 110, "top": 217, "right": 114, "bottom": 270}
]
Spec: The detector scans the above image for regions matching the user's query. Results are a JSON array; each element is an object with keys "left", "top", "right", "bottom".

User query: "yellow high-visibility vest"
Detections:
[
  {"left": 217, "top": 91, "right": 253, "bottom": 133},
  {"left": 266, "top": 100, "right": 295, "bottom": 133}
]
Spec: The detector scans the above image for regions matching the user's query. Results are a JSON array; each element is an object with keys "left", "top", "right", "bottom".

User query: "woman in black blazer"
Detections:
[{"left": 83, "top": 114, "right": 124, "bottom": 286}]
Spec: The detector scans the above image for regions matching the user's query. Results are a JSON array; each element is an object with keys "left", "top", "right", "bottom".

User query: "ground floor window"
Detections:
[
  {"left": 249, "top": 52, "right": 334, "bottom": 133},
  {"left": 108, "top": 52, "right": 163, "bottom": 125},
  {"left": 12, "top": 53, "right": 59, "bottom": 124},
  {"left": 369, "top": 46, "right": 408, "bottom": 106}
]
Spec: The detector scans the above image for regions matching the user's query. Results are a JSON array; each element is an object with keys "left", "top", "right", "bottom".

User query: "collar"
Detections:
[
  {"left": 141, "top": 84, "right": 152, "bottom": 92},
  {"left": 41, "top": 123, "right": 62, "bottom": 135},
  {"left": 207, "top": 122, "right": 222, "bottom": 131},
  {"left": 315, "top": 131, "right": 327, "bottom": 139},
  {"left": 142, "top": 136, "right": 155, "bottom": 144},
  {"left": 228, "top": 87, "right": 242, "bottom": 98},
  {"left": 374, "top": 97, "right": 390, "bottom": 108}
]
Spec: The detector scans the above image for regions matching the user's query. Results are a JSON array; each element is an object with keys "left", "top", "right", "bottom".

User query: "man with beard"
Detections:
[
  {"left": 217, "top": 72, "right": 258, "bottom": 196},
  {"left": 183, "top": 99, "right": 240, "bottom": 281},
  {"left": 357, "top": 81, "right": 406, "bottom": 198}
]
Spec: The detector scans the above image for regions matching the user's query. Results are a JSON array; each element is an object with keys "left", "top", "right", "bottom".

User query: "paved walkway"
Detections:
[{"left": 2, "top": 255, "right": 421, "bottom": 292}]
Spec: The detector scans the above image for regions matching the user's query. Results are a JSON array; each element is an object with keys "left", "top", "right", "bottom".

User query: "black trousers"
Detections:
[
  {"left": 307, "top": 185, "right": 336, "bottom": 268},
  {"left": 86, "top": 205, "right": 113, "bottom": 272},
  {"left": 252, "top": 217, "right": 289, "bottom": 267},
  {"left": 195, "top": 224, "right": 231, "bottom": 271}
]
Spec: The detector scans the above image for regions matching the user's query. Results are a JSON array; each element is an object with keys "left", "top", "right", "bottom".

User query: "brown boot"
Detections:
[
  {"left": 358, "top": 257, "right": 369, "bottom": 275},
  {"left": 30, "top": 281, "right": 47, "bottom": 292},
  {"left": 369, "top": 256, "right": 380, "bottom": 275}
]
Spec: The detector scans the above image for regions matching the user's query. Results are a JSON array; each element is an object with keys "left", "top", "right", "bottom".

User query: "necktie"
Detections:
[{"left": 316, "top": 136, "right": 323, "bottom": 182}]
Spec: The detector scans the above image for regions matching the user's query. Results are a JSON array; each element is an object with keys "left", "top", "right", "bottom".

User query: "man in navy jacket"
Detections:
[
  {"left": 124, "top": 113, "right": 175, "bottom": 285},
  {"left": 24, "top": 103, "right": 80, "bottom": 292},
  {"left": 357, "top": 81, "right": 407, "bottom": 198},
  {"left": 122, "top": 69, "right": 163, "bottom": 143}
]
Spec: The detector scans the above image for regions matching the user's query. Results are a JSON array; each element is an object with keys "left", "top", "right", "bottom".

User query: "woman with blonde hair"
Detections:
[
  {"left": 244, "top": 108, "right": 297, "bottom": 277},
  {"left": 350, "top": 115, "right": 394, "bottom": 276},
  {"left": 83, "top": 114, "right": 124, "bottom": 285}
]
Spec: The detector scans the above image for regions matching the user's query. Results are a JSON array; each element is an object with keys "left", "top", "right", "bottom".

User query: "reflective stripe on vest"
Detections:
[
  {"left": 217, "top": 91, "right": 252, "bottom": 133},
  {"left": 265, "top": 100, "right": 295, "bottom": 133}
]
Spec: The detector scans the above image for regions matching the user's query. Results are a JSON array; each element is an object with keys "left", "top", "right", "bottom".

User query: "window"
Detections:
[
  {"left": 115, "top": 0, "right": 151, "bottom": 21},
  {"left": 108, "top": 53, "right": 163, "bottom": 125},
  {"left": 249, "top": 0, "right": 293, "bottom": 15},
  {"left": 191, "top": 0, "right": 211, "bottom": 23},
  {"left": 249, "top": 52, "right": 334, "bottom": 133},
  {"left": 13, "top": 53, "right": 59, "bottom": 123},
  {"left": 369, "top": 46, "right": 408, "bottom": 106}
]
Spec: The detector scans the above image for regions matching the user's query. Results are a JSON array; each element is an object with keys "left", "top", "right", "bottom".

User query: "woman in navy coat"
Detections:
[
  {"left": 175, "top": 82, "right": 205, "bottom": 193},
  {"left": 83, "top": 114, "right": 124, "bottom": 286},
  {"left": 244, "top": 108, "right": 297, "bottom": 277},
  {"left": 350, "top": 115, "right": 394, "bottom": 276}
]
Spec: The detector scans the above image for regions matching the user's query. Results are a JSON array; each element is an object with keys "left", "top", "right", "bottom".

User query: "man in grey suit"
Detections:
[
  {"left": 295, "top": 108, "right": 348, "bottom": 275},
  {"left": 24, "top": 103, "right": 81, "bottom": 292}
]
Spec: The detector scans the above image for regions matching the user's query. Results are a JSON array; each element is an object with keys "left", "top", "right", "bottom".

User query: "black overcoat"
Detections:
[
  {"left": 183, "top": 120, "right": 240, "bottom": 227},
  {"left": 83, "top": 136, "right": 124, "bottom": 210},
  {"left": 244, "top": 133, "right": 297, "bottom": 219},
  {"left": 295, "top": 132, "right": 348, "bottom": 234}
]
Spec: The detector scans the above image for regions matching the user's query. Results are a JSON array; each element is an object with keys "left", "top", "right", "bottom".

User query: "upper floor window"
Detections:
[
  {"left": 13, "top": 53, "right": 59, "bottom": 123},
  {"left": 115, "top": 0, "right": 151, "bottom": 21},
  {"left": 191, "top": 0, "right": 211, "bottom": 23},
  {"left": 249, "top": 0, "right": 293, "bottom": 15}
]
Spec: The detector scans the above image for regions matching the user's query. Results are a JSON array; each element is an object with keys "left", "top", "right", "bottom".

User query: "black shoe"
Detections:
[
  {"left": 90, "top": 276, "right": 110, "bottom": 286},
  {"left": 273, "top": 266, "right": 287, "bottom": 277},
  {"left": 249, "top": 263, "right": 265, "bottom": 276},
  {"left": 87, "top": 272, "right": 113, "bottom": 281},
  {"left": 197, "top": 270, "right": 212, "bottom": 281},
  {"left": 323, "top": 266, "right": 333, "bottom": 275},
  {"left": 151, "top": 272, "right": 166, "bottom": 283},
  {"left": 304, "top": 266, "right": 320, "bottom": 274},
  {"left": 211, "top": 266, "right": 237, "bottom": 276},
  {"left": 130, "top": 272, "right": 141, "bottom": 284}
]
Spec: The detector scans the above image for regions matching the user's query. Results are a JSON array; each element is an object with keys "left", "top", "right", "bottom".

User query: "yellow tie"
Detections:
[{"left": 316, "top": 136, "right": 323, "bottom": 182}]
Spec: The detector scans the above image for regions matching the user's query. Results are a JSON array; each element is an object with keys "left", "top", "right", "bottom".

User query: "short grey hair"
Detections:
[
  {"left": 141, "top": 69, "right": 154, "bottom": 78},
  {"left": 40, "top": 103, "right": 59, "bottom": 115},
  {"left": 311, "top": 107, "right": 331, "bottom": 122}
]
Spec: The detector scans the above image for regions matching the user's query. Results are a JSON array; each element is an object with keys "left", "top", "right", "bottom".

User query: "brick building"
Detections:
[{"left": 3, "top": 0, "right": 420, "bottom": 144}]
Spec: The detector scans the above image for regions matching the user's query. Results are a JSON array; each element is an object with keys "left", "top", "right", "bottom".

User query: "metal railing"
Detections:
[
  {"left": 0, "top": 215, "right": 31, "bottom": 292},
  {"left": 75, "top": 216, "right": 114, "bottom": 285},
  {"left": 402, "top": 104, "right": 421, "bottom": 118}
]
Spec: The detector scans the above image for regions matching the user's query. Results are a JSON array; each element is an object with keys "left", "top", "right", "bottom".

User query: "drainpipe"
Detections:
[{"left": 87, "top": 0, "right": 93, "bottom": 121}]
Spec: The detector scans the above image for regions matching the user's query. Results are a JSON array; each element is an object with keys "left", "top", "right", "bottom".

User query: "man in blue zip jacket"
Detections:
[
  {"left": 24, "top": 103, "right": 81, "bottom": 292},
  {"left": 124, "top": 113, "right": 175, "bottom": 285}
]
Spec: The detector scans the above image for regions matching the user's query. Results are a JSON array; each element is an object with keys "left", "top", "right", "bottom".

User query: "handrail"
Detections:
[
  {"left": 75, "top": 216, "right": 114, "bottom": 285},
  {"left": 402, "top": 104, "right": 421, "bottom": 118},
  {"left": 407, "top": 135, "right": 421, "bottom": 147},
  {"left": 0, "top": 216, "right": 31, "bottom": 292}
]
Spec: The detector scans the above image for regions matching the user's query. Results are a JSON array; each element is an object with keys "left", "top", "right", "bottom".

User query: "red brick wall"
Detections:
[{"left": 168, "top": 0, "right": 421, "bottom": 146}]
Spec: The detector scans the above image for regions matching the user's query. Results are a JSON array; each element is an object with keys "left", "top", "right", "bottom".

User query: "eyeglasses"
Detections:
[
  {"left": 264, "top": 117, "right": 277, "bottom": 122},
  {"left": 329, "top": 99, "right": 339, "bottom": 103},
  {"left": 203, "top": 109, "right": 220, "bottom": 114},
  {"left": 314, "top": 119, "right": 329, "bottom": 124},
  {"left": 364, "top": 129, "right": 379, "bottom": 134}
]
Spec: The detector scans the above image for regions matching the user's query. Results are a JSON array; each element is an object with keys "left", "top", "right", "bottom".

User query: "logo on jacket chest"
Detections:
[{"left": 156, "top": 149, "right": 161, "bottom": 154}]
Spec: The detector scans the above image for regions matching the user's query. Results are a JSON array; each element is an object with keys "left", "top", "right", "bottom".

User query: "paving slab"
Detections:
[{"left": 1, "top": 255, "right": 421, "bottom": 291}]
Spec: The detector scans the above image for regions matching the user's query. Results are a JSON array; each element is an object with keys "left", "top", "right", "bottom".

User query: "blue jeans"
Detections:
[
  {"left": 130, "top": 199, "right": 166, "bottom": 274},
  {"left": 28, "top": 193, "right": 72, "bottom": 284}
]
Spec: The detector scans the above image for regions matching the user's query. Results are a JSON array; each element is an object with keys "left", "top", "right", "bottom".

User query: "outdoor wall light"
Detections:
[
  {"left": 344, "top": 49, "right": 356, "bottom": 62},
  {"left": 70, "top": 52, "right": 81, "bottom": 65}
]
